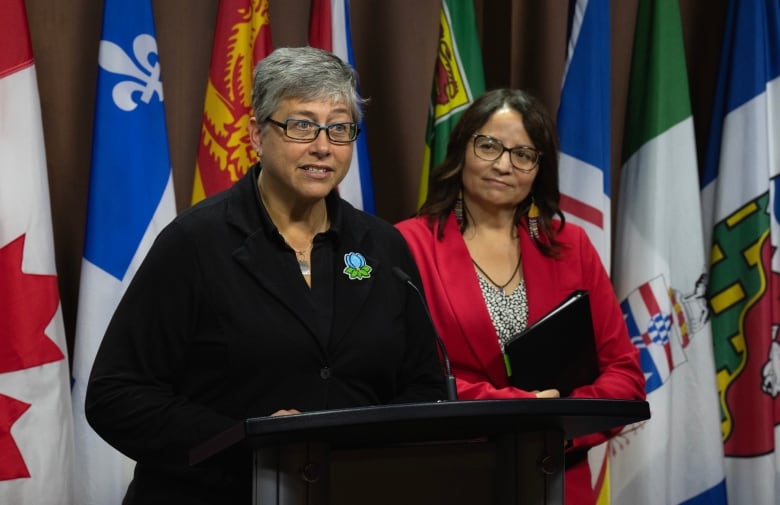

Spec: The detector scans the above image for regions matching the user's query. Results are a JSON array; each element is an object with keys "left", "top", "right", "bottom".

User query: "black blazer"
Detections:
[{"left": 86, "top": 164, "right": 446, "bottom": 504}]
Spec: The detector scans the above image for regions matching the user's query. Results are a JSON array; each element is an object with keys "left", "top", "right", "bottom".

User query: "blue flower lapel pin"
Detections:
[{"left": 343, "top": 252, "right": 372, "bottom": 280}]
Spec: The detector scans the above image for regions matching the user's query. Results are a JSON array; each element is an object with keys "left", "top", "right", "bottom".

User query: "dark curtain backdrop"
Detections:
[{"left": 23, "top": 0, "right": 728, "bottom": 363}]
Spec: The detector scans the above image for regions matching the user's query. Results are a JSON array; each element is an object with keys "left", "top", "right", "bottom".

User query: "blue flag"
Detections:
[
  {"left": 557, "top": 0, "right": 611, "bottom": 271},
  {"left": 71, "top": 1, "right": 177, "bottom": 503}
]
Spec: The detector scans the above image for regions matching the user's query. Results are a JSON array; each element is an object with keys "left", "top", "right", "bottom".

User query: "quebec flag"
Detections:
[
  {"left": 70, "top": 1, "right": 177, "bottom": 504},
  {"left": 700, "top": 1, "right": 780, "bottom": 504},
  {"left": 557, "top": 0, "right": 611, "bottom": 271}
]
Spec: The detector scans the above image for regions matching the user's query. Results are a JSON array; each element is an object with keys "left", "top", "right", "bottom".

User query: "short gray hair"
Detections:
[{"left": 251, "top": 46, "right": 365, "bottom": 123}]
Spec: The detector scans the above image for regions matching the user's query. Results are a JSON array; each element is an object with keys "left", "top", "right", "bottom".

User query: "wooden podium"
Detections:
[{"left": 191, "top": 398, "right": 649, "bottom": 505}]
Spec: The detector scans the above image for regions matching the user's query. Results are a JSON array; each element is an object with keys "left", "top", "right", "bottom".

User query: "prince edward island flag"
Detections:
[
  {"left": 611, "top": 1, "right": 727, "bottom": 504},
  {"left": 700, "top": 1, "right": 780, "bottom": 504},
  {"left": 70, "top": 1, "right": 177, "bottom": 504}
]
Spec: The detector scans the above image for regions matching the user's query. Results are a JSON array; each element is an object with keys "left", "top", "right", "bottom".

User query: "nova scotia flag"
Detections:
[{"left": 70, "top": 1, "right": 177, "bottom": 503}]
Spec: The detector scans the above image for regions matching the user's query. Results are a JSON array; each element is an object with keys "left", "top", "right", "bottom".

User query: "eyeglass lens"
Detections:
[
  {"left": 282, "top": 119, "right": 358, "bottom": 142},
  {"left": 473, "top": 135, "right": 540, "bottom": 170}
]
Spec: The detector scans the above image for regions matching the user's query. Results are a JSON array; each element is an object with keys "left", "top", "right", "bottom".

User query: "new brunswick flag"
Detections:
[
  {"left": 191, "top": 0, "right": 273, "bottom": 204},
  {"left": 418, "top": 0, "right": 484, "bottom": 207}
]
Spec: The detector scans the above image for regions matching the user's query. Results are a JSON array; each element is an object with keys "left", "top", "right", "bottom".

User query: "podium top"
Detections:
[{"left": 191, "top": 398, "right": 649, "bottom": 465}]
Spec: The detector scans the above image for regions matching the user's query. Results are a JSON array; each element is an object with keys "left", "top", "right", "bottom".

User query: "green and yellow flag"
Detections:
[{"left": 418, "top": 0, "right": 484, "bottom": 207}]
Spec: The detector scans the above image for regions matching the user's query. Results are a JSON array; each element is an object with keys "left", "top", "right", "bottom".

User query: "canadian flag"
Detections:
[{"left": 0, "top": 1, "right": 76, "bottom": 504}]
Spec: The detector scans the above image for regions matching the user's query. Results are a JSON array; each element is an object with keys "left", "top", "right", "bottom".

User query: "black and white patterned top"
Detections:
[{"left": 475, "top": 273, "right": 529, "bottom": 351}]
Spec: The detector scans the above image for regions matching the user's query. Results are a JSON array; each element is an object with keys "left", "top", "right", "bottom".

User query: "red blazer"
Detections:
[{"left": 397, "top": 213, "right": 645, "bottom": 505}]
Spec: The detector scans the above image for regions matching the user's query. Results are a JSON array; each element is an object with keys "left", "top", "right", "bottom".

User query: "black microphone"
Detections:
[{"left": 392, "top": 266, "right": 458, "bottom": 402}]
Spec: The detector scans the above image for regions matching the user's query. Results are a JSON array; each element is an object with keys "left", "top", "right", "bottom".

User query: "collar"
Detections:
[{"left": 248, "top": 162, "right": 343, "bottom": 246}]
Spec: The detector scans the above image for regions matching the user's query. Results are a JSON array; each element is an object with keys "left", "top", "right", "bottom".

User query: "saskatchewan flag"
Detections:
[
  {"left": 418, "top": 0, "right": 484, "bottom": 207},
  {"left": 610, "top": 1, "right": 727, "bottom": 504}
]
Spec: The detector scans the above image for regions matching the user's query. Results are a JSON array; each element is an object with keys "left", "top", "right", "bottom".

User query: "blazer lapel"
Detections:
[
  {"left": 435, "top": 214, "right": 509, "bottom": 386},
  {"left": 519, "top": 227, "right": 565, "bottom": 325},
  {"left": 233, "top": 230, "right": 321, "bottom": 338},
  {"left": 329, "top": 212, "right": 375, "bottom": 349},
  {"left": 226, "top": 168, "right": 321, "bottom": 339}
]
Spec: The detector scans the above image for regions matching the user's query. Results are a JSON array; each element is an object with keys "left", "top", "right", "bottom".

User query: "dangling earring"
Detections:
[
  {"left": 528, "top": 197, "right": 540, "bottom": 240},
  {"left": 454, "top": 189, "right": 464, "bottom": 227}
]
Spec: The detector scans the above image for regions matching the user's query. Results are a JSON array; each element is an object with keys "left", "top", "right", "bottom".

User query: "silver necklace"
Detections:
[
  {"left": 292, "top": 242, "right": 314, "bottom": 275},
  {"left": 281, "top": 212, "right": 327, "bottom": 276}
]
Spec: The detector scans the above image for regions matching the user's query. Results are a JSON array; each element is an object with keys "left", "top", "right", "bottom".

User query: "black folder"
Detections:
[{"left": 504, "top": 290, "right": 599, "bottom": 397}]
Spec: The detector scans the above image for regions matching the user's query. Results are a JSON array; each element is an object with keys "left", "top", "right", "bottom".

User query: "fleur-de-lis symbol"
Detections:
[
  {"left": 98, "top": 34, "right": 163, "bottom": 112},
  {"left": 343, "top": 252, "right": 372, "bottom": 280}
]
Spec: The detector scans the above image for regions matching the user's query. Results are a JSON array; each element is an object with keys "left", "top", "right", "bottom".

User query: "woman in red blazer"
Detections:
[{"left": 396, "top": 88, "right": 645, "bottom": 505}]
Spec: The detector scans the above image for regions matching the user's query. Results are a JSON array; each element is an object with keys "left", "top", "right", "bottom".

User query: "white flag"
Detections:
[{"left": 611, "top": 1, "right": 727, "bottom": 504}]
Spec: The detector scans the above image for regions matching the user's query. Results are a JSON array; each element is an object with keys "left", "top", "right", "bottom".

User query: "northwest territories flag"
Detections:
[
  {"left": 70, "top": 1, "right": 177, "bottom": 504},
  {"left": 0, "top": 1, "right": 75, "bottom": 503},
  {"left": 700, "top": 1, "right": 780, "bottom": 504},
  {"left": 308, "top": 0, "right": 375, "bottom": 213},
  {"left": 557, "top": 0, "right": 611, "bottom": 271},
  {"left": 610, "top": 1, "right": 727, "bottom": 504}
]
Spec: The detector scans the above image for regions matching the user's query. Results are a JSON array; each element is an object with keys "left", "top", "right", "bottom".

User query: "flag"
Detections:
[
  {"left": 555, "top": 4, "right": 613, "bottom": 495},
  {"left": 308, "top": 0, "right": 375, "bottom": 213},
  {"left": 610, "top": 1, "right": 728, "bottom": 504},
  {"left": 558, "top": 4, "right": 612, "bottom": 492},
  {"left": 70, "top": 1, "right": 177, "bottom": 503},
  {"left": 418, "top": 0, "right": 485, "bottom": 207},
  {"left": 557, "top": 0, "right": 611, "bottom": 271},
  {"left": 191, "top": 0, "right": 272, "bottom": 204},
  {"left": 0, "top": 1, "right": 75, "bottom": 502},
  {"left": 700, "top": 1, "right": 780, "bottom": 504}
]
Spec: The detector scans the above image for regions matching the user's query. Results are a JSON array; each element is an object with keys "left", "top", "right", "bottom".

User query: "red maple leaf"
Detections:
[
  {"left": 0, "top": 234, "right": 64, "bottom": 373},
  {"left": 0, "top": 393, "right": 32, "bottom": 480}
]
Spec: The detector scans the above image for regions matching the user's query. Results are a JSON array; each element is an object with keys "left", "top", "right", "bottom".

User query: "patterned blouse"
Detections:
[{"left": 475, "top": 273, "right": 529, "bottom": 352}]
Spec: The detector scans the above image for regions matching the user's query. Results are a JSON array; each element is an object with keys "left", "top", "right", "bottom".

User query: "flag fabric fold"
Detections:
[
  {"left": 0, "top": 1, "right": 75, "bottom": 503},
  {"left": 556, "top": 3, "right": 613, "bottom": 499},
  {"left": 192, "top": 0, "right": 273, "bottom": 204},
  {"left": 418, "top": 0, "right": 485, "bottom": 207},
  {"left": 557, "top": 0, "right": 611, "bottom": 271},
  {"left": 700, "top": 1, "right": 780, "bottom": 504},
  {"left": 308, "top": 0, "right": 375, "bottom": 213},
  {"left": 610, "top": 1, "right": 728, "bottom": 504},
  {"left": 70, "top": 1, "right": 177, "bottom": 503}
]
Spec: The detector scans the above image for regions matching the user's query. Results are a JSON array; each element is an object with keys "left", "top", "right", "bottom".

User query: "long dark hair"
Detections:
[{"left": 418, "top": 88, "right": 565, "bottom": 257}]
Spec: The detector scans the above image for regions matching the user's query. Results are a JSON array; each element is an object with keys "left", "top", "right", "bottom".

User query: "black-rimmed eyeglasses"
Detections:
[
  {"left": 265, "top": 117, "right": 360, "bottom": 143},
  {"left": 472, "top": 134, "right": 542, "bottom": 172}
]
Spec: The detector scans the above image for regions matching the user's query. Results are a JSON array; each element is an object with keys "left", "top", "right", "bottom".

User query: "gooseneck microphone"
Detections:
[{"left": 392, "top": 266, "right": 458, "bottom": 402}]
